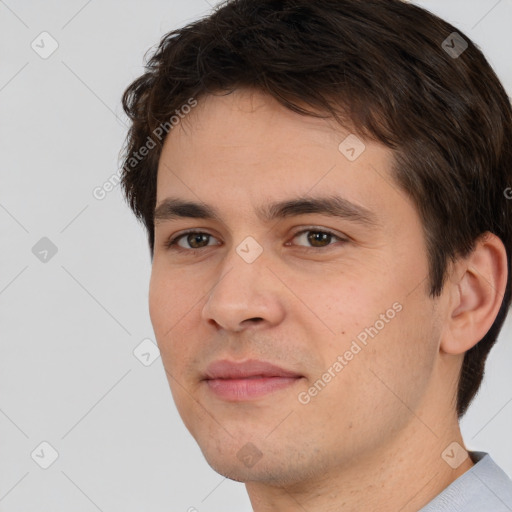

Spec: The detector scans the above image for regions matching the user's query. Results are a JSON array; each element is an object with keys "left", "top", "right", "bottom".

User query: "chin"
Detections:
[{"left": 200, "top": 444, "right": 313, "bottom": 487}]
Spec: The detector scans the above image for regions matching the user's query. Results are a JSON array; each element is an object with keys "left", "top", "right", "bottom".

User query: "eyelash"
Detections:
[{"left": 164, "top": 227, "right": 347, "bottom": 253}]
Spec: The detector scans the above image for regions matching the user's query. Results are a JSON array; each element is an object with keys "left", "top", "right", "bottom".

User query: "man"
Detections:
[{"left": 120, "top": 0, "right": 512, "bottom": 510}]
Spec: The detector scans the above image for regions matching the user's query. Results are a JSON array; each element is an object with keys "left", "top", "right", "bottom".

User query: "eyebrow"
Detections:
[{"left": 154, "top": 195, "right": 380, "bottom": 229}]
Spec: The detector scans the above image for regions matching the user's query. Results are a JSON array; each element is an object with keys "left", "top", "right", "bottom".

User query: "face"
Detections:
[{"left": 149, "top": 88, "right": 444, "bottom": 485}]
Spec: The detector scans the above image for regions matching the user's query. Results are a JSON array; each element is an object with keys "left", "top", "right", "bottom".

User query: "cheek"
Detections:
[
  {"left": 148, "top": 268, "right": 170, "bottom": 339},
  {"left": 148, "top": 266, "right": 187, "bottom": 360},
  {"left": 148, "top": 265, "right": 205, "bottom": 372},
  {"left": 364, "top": 298, "right": 439, "bottom": 409},
  {"left": 329, "top": 295, "right": 437, "bottom": 412},
  {"left": 148, "top": 264, "right": 195, "bottom": 334}
]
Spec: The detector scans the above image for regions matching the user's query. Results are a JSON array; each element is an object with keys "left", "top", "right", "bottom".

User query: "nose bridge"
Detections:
[{"left": 201, "top": 237, "right": 285, "bottom": 330}]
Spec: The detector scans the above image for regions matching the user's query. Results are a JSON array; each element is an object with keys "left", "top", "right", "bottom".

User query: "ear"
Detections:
[{"left": 440, "top": 232, "right": 508, "bottom": 355}]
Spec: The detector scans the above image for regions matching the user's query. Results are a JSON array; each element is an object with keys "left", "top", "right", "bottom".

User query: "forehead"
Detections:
[
  {"left": 161, "top": 88, "right": 357, "bottom": 164},
  {"left": 154, "top": 88, "right": 409, "bottom": 231}
]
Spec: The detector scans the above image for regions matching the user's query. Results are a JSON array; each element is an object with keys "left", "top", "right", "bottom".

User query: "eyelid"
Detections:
[
  {"left": 286, "top": 226, "right": 348, "bottom": 247},
  {"left": 164, "top": 226, "right": 348, "bottom": 251},
  {"left": 165, "top": 228, "right": 221, "bottom": 250}
]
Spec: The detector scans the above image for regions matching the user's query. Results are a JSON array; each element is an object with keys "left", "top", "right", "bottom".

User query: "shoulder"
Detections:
[{"left": 419, "top": 452, "right": 512, "bottom": 512}]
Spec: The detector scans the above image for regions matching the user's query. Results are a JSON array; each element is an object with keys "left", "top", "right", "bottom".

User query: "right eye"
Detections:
[{"left": 165, "top": 230, "right": 221, "bottom": 251}]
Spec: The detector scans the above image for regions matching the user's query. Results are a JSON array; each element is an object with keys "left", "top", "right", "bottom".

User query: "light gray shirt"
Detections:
[{"left": 419, "top": 451, "right": 512, "bottom": 511}]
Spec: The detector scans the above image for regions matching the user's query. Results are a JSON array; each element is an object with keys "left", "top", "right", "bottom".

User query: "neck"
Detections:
[{"left": 245, "top": 413, "right": 474, "bottom": 512}]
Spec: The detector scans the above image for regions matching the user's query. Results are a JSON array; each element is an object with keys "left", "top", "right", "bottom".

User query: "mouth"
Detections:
[{"left": 202, "top": 359, "right": 303, "bottom": 401}]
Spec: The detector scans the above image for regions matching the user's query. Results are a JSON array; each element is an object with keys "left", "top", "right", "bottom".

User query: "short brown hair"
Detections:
[{"left": 120, "top": 0, "right": 512, "bottom": 418}]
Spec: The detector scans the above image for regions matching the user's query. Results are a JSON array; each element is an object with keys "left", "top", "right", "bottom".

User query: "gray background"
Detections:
[{"left": 0, "top": 0, "right": 511, "bottom": 510}]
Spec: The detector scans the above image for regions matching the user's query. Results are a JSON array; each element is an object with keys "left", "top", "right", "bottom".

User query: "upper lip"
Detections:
[{"left": 203, "top": 359, "right": 302, "bottom": 380}]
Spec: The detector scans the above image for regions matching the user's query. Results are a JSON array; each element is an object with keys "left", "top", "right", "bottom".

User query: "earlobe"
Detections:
[{"left": 441, "top": 232, "right": 508, "bottom": 355}]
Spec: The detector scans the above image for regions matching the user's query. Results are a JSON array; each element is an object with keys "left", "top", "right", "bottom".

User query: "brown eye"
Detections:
[
  {"left": 165, "top": 231, "right": 219, "bottom": 251},
  {"left": 307, "top": 231, "right": 333, "bottom": 247},
  {"left": 184, "top": 233, "right": 211, "bottom": 249},
  {"left": 291, "top": 228, "right": 345, "bottom": 249}
]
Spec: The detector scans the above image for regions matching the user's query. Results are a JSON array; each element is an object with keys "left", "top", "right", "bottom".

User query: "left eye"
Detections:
[
  {"left": 165, "top": 228, "right": 346, "bottom": 251},
  {"left": 290, "top": 229, "right": 345, "bottom": 249}
]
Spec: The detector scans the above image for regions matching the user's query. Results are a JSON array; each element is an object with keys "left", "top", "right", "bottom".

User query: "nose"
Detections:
[{"left": 200, "top": 245, "right": 286, "bottom": 332}]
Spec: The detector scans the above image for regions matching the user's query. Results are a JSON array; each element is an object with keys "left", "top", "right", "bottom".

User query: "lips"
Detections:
[
  {"left": 202, "top": 359, "right": 303, "bottom": 401},
  {"left": 203, "top": 359, "right": 302, "bottom": 380}
]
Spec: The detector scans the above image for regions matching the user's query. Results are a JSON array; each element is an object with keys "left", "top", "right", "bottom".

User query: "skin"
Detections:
[{"left": 149, "top": 88, "right": 508, "bottom": 511}]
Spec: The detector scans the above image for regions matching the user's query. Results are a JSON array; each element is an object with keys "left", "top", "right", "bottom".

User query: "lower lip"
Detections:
[{"left": 205, "top": 376, "right": 301, "bottom": 401}]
